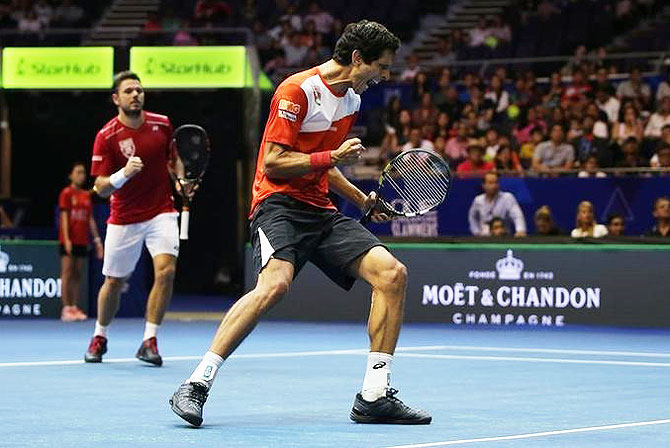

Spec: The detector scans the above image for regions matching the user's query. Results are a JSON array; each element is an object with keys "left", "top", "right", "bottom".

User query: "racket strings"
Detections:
[{"left": 385, "top": 154, "right": 450, "bottom": 214}]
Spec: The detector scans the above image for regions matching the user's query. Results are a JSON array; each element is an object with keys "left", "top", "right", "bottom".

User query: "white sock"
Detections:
[
  {"left": 361, "top": 352, "right": 393, "bottom": 401},
  {"left": 143, "top": 322, "right": 160, "bottom": 341},
  {"left": 188, "top": 351, "right": 224, "bottom": 390},
  {"left": 93, "top": 321, "right": 108, "bottom": 338}
]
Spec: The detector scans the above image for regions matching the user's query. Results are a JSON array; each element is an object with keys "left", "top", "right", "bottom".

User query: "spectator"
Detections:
[
  {"left": 483, "top": 74, "right": 509, "bottom": 120},
  {"left": 616, "top": 137, "right": 647, "bottom": 169},
  {"left": 595, "top": 87, "right": 620, "bottom": 124},
  {"left": 489, "top": 15, "right": 511, "bottom": 44},
  {"left": 612, "top": 104, "right": 643, "bottom": 146},
  {"left": 411, "top": 71, "right": 431, "bottom": 106},
  {"left": 534, "top": 205, "right": 563, "bottom": 236},
  {"left": 411, "top": 92, "right": 439, "bottom": 128},
  {"left": 514, "top": 107, "right": 547, "bottom": 144},
  {"left": 142, "top": 11, "right": 162, "bottom": 41},
  {"left": 578, "top": 155, "right": 607, "bottom": 178},
  {"left": 616, "top": 67, "right": 651, "bottom": 107},
  {"left": 430, "top": 37, "right": 455, "bottom": 67},
  {"left": 194, "top": 0, "right": 232, "bottom": 25},
  {"left": 650, "top": 143, "right": 670, "bottom": 174},
  {"left": 656, "top": 71, "right": 670, "bottom": 102},
  {"left": 33, "top": 0, "right": 53, "bottom": 27},
  {"left": 519, "top": 127, "right": 545, "bottom": 167},
  {"left": 53, "top": 0, "right": 85, "bottom": 27},
  {"left": 18, "top": 10, "right": 42, "bottom": 33},
  {"left": 379, "top": 109, "right": 411, "bottom": 162},
  {"left": 538, "top": 0, "right": 561, "bottom": 20},
  {"left": 435, "top": 112, "right": 451, "bottom": 139},
  {"left": 573, "top": 117, "right": 613, "bottom": 167},
  {"left": 457, "top": 145, "right": 494, "bottom": 178},
  {"left": 562, "top": 69, "right": 591, "bottom": 106},
  {"left": 401, "top": 127, "right": 434, "bottom": 152},
  {"left": 532, "top": 124, "right": 575, "bottom": 174},
  {"left": 436, "top": 85, "right": 461, "bottom": 119},
  {"left": 468, "top": 172, "right": 527, "bottom": 236},
  {"left": 282, "top": 33, "right": 307, "bottom": 66},
  {"left": 606, "top": 213, "right": 626, "bottom": 236},
  {"left": 591, "top": 67, "right": 614, "bottom": 95},
  {"left": 488, "top": 217, "right": 508, "bottom": 236},
  {"left": 646, "top": 197, "right": 670, "bottom": 236},
  {"left": 494, "top": 145, "right": 523, "bottom": 175},
  {"left": 482, "top": 128, "right": 500, "bottom": 160},
  {"left": 571, "top": 201, "right": 608, "bottom": 237},
  {"left": 468, "top": 17, "right": 490, "bottom": 48},
  {"left": 281, "top": 4, "right": 303, "bottom": 32},
  {"left": 433, "top": 135, "right": 448, "bottom": 158},
  {"left": 304, "top": 1, "right": 334, "bottom": 35},
  {"left": 444, "top": 122, "right": 470, "bottom": 166},
  {"left": 562, "top": 45, "right": 587, "bottom": 77},
  {"left": 299, "top": 19, "right": 317, "bottom": 47},
  {"left": 644, "top": 96, "right": 670, "bottom": 140},
  {"left": 400, "top": 54, "right": 420, "bottom": 83},
  {"left": 173, "top": 20, "right": 198, "bottom": 46},
  {"left": 542, "top": 72, "right": 564, "bottom": 109}
]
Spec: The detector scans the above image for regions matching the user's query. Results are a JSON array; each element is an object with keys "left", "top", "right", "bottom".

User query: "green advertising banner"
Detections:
[
  {"left": 2, "top": 47, "right": 114, "bottom": 89},
  {"left": 131, "top": 46, "right": 250, "bottom": 88}
]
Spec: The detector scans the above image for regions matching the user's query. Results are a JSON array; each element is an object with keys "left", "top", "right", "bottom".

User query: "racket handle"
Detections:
[
  {"left": 179, "top": 208, "right": 190, "bottom": 240},
  {"left": 360, "top": 210, "right": 372, "bottom": 225}
]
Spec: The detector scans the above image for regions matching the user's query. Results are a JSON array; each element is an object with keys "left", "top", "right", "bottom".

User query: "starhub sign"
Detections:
[
  {"left": 421, "top": 250, "right": 601, "bottom": 327},
  {"left": 0, "top": 243, "right": 72, "bottom": 318}
]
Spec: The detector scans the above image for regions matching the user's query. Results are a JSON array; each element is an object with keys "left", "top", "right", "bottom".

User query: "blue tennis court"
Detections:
[{"left": 2, "top": 318, "right": 670, "bottom": 447}]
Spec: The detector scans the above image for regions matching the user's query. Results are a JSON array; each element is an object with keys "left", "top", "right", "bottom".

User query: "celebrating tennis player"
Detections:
[
  {"left": 84, "top": 71, "right": 189, "bottom": 366},
  {"left": 170, "top": 20, "right": 431, "bottom": 426}
]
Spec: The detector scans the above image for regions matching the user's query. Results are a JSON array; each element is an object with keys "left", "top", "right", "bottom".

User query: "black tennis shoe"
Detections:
[
  {"left": 84, "top": 335, "right": 107, "bottom": 363},
  {"left": 350, "top": 388, "right": 432, "bottom": 424},
  {"left": 170, "top": 382, "right": 209, "bottom": 427},
  {"left": 136, "top": 337, "right": 163, "bottom": 366}
]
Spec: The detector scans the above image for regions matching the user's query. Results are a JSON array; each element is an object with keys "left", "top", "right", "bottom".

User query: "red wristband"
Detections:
[{"left": 310, "top": 151, "right": 332, "bottom": 170}]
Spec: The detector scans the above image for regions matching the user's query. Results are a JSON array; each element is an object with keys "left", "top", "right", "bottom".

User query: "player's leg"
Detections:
[
  {"left": 59, "top": 253, "right": 77, "bottom": 321},
  {"left": 139, "top": 213, "right": 180, "bottom": 366},
  {"left": 170, "top": 258, "right": 294, "bottom": 427},
  {"left": 349, "top": 246, "right": 430, "bottom": 424},
  {"left": 85, "top": 222, "right": 144, "bottom": 363}
]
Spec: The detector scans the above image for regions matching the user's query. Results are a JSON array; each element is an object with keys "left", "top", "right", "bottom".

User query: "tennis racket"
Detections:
[
  {"left": 361, "top": 148, "right": 451, "bottom": 224},
  {"left": 173, "top": 124, "right": 210, "bottom": 240}
]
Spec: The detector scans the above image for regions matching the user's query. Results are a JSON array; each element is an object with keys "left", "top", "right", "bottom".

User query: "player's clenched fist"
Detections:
[
  {"left": 123, "top": 156, "right": 144, "bottom": 178},
  {"left": 332, "top": 137, "right": 365, "bottom": 165}
]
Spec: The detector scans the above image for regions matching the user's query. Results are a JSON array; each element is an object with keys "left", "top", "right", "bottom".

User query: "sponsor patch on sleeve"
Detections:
[
  {"left": 92, "top": 155, "right": 103, "bottom": 162},
  {"left": 278, "top": 109, "right": 297, "bottom": 122}
]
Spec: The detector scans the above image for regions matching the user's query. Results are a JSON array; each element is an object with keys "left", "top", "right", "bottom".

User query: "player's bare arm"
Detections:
[
  {"left": 93, "top": 156, "right": 144, "bottom": 198},
  {"left": 263, "top": 137, "right": 364, "bottom": 179}
]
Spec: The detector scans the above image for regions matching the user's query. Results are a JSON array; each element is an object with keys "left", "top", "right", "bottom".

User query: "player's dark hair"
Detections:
[
  {"left": 333, "top": 20, "right": 400, "bottom": 65},
  {"left": 112, "top": 70, "right": 141, "bottom": 94}
]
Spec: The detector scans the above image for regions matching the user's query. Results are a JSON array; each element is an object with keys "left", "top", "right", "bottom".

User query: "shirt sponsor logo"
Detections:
[
  {"left": 91, "top": 155, "right": 103, "bottom": 162},
  {"left": 278, "top": 109, "right": 297, "bottom": 122},
  {"left": 118, "top": 138, "right": 136, "bottom": 159},
  {"left": 278, "top": 99, "right": 301, "bottom": 114},
  {"left": 312, "top": 85, "right": 322, "bottom": 106}
]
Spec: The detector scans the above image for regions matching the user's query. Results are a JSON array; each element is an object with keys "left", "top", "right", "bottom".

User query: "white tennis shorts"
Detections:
[{"left": 102, "top": 212, "right": 179, "bottom": 278}]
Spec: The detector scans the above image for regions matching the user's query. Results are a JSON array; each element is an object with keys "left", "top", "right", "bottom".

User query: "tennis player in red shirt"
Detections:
[
  {"left": 84, "top": 71, "right": 189, "bottom": 366},
  {"left": 170, "top": 20, "right": 431, "bottom": 427},
  {"left": 58, "top": 162, "right": 103, "bottom": 322}
]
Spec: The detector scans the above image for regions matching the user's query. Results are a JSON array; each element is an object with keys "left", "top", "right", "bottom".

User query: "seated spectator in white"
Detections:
[
  {"left": 534, "top": 205, "right": 563, "bottom": 236},
  {"left": 483, "top": 75, "right": 509, "bottom": 119},
  {"left": 400, "top": 54, "right": 420, "bottom": 83},
  {"left": 656, "top": 72, "right": 670, "bottom": 102},
  {"left": 281, "top": 4, "right": 303, "bottom": 32},
  {"left": 468, "top": 17, "right": 490, "bottom": 47},
  {"left": 595, "top": 87, "right": 620, "bottom": 124},
  {"left": 444, "top": 122, "right": 470, "bottom": 165},
  {"left": 646, "top": 197, "right": 670, "bottom": 236},
  {"left": 457, "top": 145, "right": 494, "bottom": 178},
  {"left": 282, "top": 33, "right": 308, "bottom": 66},
  {"left": 644, "top": 96, "right": 670, "bottom": 139},
  {"left": 18, "top": 10, "right": 42, "bottom": 32},
  {"left": 571, "top": 201, "right": 608, "bottom": 238},
  {"left": 401, "top": 127, "right": 434, "bottom": 152},
  {"left": 650, "top": 143, "right": 670, "bottom": 173},
  {"left": 53, "top": 0, "right": 84, "bottom": 27},
  {"left": 606, "top": 213, "right": 625, "bottom": 236},
  {"left": 304, "top": 1, "right": 334, "bottom": 34},
  {"left": 481, "top": 128, "right": 500, "bottom": 160},
  {"left": 488, "top": 217, "right": 508, "bottom": 237},
  {"left": 489, "top": 15, "right": 511, "bottom": 43},
  {"left": 578, "top": 155, "right": 607, "bottom": 178},
  {"left": 468, "top": 172, "right": 527, "bottom": 236},
  {"left": 612, "top": 104, "right": 644, "bottom": 146},
  {"left": 616, "top": 67, "right": 651, "bottom": 108},
  {"left": 532, "top": 124, "right": 575, "bottom": 174},
  {"left": 494, "top": 145, "right": 523, "bottom": 175},
  {"left": 616, "top": 137, "right": 648, "bottom": 169}
]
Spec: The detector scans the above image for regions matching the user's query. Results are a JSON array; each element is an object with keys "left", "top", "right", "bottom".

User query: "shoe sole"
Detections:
[
  {"left": 350, "top": 411, "right": 432, "bottom": 425},
  {"left": 169, "top": 398, "right": 203, "bottom": 427},
  {"left": 136, "top": 354, "right": 163, "bottom": 366},
  {"left": 84, "top": 356, "right": 102, "bottom": 363}
]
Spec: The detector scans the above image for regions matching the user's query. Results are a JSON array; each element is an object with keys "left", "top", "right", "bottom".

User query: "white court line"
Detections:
[
  {"left": 3, "top": 344, "right": 670, "bottom": 368},
  {"left": 384, "top": 418, "right": 670, "bottom": 448},
  {"left": 397, "top": 352, "right": 670, "bottom": 367}
]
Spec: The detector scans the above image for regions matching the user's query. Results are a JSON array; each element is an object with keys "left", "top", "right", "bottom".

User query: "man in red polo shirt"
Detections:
[{"left": 84, "top": 71, "right": 187, "bottom": 366}]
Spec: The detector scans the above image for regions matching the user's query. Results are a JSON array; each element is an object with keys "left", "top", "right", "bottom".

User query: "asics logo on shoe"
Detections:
[
  {"left": 203, "top": 366, "right": 212, "bottom": 379},
  {"left": 372, "top": 361, "right": 386, "bottom": 369}
]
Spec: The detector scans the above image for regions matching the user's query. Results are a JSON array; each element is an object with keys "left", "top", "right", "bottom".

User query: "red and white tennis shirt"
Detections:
[{"left": 250, "top": 66, "right": 361, "bottom": 216}]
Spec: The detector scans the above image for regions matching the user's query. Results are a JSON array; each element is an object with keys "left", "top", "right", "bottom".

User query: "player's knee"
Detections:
[
  {"left": 377, "top": 261, "right": 408, "bottom": 293},
  {"left": 266, "top": 279, "right": 290, "bottom": 302},
  {"left": 105, "top": 276, "right": 126, "bottom": 291},
  {"left": 155, "top": 264, "right": 176, "bottom": 283}
]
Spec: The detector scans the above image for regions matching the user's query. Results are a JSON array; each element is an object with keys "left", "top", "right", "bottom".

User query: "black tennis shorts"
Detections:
[
  {"left": 250, "top": 194, "right": 386, "bottom": 290},
  {"left": 59, "top": 244, "right": 89, "bottom": 257}
]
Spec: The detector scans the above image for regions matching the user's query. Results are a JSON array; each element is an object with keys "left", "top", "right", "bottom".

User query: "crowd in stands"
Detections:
[{"left": 0, "top": 0, "right": 89, "bottom": 32}]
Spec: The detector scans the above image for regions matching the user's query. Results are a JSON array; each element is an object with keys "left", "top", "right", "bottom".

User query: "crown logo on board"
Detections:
[{"left": 495, "top": 250, "right": 523, "bottom": 280}]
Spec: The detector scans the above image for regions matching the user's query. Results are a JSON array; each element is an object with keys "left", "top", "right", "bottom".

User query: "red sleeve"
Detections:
[
  {"left": 91, "top": 131, "right": 112, "bottom": 176},
  {"left": 166, "top": 118, "right": 176, "bottom": 161},
  {"left": 264, "top": 83, "right": 308, "bottom": 149},
  {"left": 58, "top": 188, "right": 71, "bottom": 211}
]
